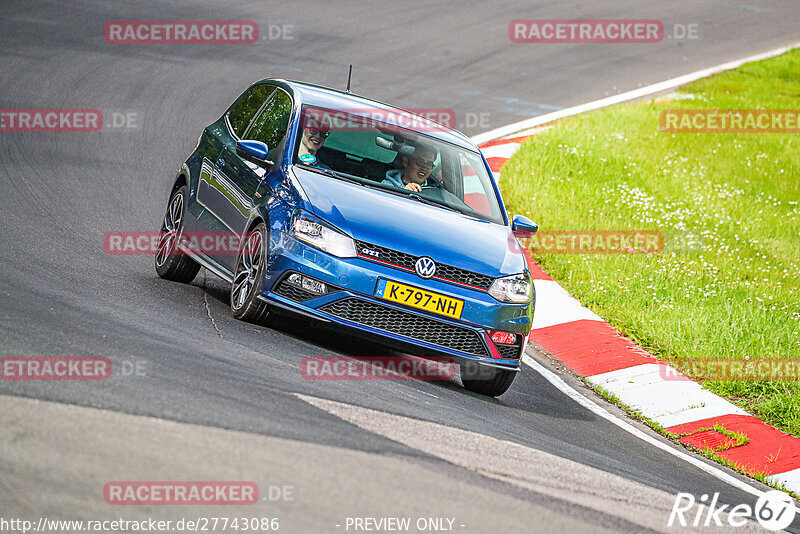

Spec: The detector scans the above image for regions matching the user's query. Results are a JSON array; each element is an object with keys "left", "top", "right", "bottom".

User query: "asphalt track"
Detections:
[{"left": 1, "top": 1, "right": 800, "bottom": 532}]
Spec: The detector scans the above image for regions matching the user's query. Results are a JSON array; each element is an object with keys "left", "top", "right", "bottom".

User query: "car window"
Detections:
[
  {"left": 326, "top": 131, "right": 397, "bottom": 163},
  {"left": 293, "top": 105, "right": 504, "bottom": 225},
  {"left": 227, "top": 84, "right": 276, "bottom": 138},
  {"left": 459, "top": 153, "right": 493, "bottom": 216},
  {"left": 245, "top": 89, "right": 292, "bottom": 157}
]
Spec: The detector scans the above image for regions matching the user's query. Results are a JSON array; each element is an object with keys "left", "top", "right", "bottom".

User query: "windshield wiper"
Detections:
[
  {"left": 377, "top": 186, "right": 459, "bottom": 213},
  {"left": 299, "top": 164, "right": 366, "bottom": 186},
  {"left": 406, "top": 193, "right": 459, "bottom": 212},
  {"left": 300, "top": 165, "right": 396, "bottom": 196}
]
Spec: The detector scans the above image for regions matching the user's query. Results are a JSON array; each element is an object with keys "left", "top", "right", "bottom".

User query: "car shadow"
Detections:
[
  {"left": 195, "top": 271, "right": 480, "bottom": 397},
  {"left": 198, "top": 272, "right": 395, "bottom": 356}
]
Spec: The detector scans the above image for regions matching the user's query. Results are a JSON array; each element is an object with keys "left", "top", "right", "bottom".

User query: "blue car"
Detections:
[{"left": 155, "top": 79, "right": 538, "bottom": 396}]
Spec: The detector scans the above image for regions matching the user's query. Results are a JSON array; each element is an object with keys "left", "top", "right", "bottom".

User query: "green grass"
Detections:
[{"left": 502, "top": 48, "right": 800, "bottom": 436}]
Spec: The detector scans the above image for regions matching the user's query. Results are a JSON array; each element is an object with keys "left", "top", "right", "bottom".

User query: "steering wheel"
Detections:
[{"left": 422, "top": 177, "right": 445, "bottom": 189}]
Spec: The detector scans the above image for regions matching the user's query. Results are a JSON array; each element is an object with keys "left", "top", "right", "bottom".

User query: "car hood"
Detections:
[{"left": 292, "top": 167, "right": 526, "bottom": 276}]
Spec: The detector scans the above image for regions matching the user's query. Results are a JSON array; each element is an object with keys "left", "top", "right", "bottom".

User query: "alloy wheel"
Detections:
[
  {"left": 156, "top": 192, "right": 184, "bottom": 267},
  {"left": 231, "top": 230, "right": 263, "bottom": 310}
]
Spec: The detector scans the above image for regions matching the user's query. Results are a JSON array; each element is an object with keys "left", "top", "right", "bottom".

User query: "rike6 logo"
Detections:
[{"left": 669, "top": 490, "right": 796, "bottom": 531}]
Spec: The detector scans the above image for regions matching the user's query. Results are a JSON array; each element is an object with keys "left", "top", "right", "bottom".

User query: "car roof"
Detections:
[{"left": 256, "top": 78, "right": 477, "bottom": 150}]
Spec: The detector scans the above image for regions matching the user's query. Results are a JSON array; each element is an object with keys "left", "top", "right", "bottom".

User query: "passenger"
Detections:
[
  {"left": 298, "top": 115, "right": 332, "bottom": 170},
  {"left": 381, "top": 143, "right": 437, "bottom": 192}
]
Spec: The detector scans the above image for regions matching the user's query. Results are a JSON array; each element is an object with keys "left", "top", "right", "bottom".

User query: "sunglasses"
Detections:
[
  {"left": 411, "top": 157, "right": 435, "bottom": 169},
  {"left": 307, "top": 129, "right": 329, "bottom": 138}
]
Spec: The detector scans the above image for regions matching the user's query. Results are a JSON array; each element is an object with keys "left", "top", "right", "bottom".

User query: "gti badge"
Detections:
[
  {"left": 415, "top": 256, "right": 436, "bottom": 279},
  {"left": 360, "top": 247, "right": 380, "bottom": 258}
]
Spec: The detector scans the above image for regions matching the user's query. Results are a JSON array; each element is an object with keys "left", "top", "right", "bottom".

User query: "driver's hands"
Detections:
[{"left": 403, "top": 182, "right": 422, "bottom": 192}]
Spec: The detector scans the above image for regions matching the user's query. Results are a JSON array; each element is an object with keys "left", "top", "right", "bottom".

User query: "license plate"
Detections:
[{"left": 374, "top": 279, "right": 464, "bottom": 319}]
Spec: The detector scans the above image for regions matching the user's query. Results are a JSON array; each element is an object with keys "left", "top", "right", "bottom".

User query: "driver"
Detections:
[
  {"left": 298, "top": 114, "right": 332, "bottom": 170},
  {"left": 381, "top": 143, "right": 437, "bottom": 192}
]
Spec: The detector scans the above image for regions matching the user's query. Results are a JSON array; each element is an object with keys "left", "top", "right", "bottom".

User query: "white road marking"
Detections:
[
  {"left": 472, "top": 42, "right": 800, "bottom": 145},
  {"left": 587, "top": 364, "right": 747, "bottom": 428},
  {"left": 769, "top": 469, "right": 800, "bottom": 493},
  {"left": 532, "top": 280, "right": 603, "bottom": 329},
  {"left": 479, "top": 142, "right": 521, "bottom": 159},
  {"left": 521, "top": 353, "right": 766, "bottom": 498}
]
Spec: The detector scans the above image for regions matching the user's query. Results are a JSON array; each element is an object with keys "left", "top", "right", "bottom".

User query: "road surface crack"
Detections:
[{"left": 202, "top": 270, "right": 224, "bottom": 339}]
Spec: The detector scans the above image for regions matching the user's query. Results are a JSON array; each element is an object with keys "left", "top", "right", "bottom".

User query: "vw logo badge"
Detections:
[{"left": 415, "top": 256, "right": 436, "bottom": 279}]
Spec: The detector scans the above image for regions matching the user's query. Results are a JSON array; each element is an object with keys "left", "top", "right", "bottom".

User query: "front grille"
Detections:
[
  {"left": 435, "top": 263, "right": 495, "bottom": 290},
  {"left": 356, "top": 241, "right": 416, "bottom": 270},
  {"left": 319, "top": 297, "right": 488, "bottom": 357},
  {"left": 496, "top": 342, "right": 523, "bottom": 360},
  {"left": 274, "top": 281, "right": 320, "bottom": 302},
  {"left": 355, "top": 240, "right": 495, "bottom": 291}
]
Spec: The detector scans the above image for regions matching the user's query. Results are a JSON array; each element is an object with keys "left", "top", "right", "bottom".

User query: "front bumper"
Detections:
[{"left": 258, "top": 234, "right": 533, "bottom": 369}]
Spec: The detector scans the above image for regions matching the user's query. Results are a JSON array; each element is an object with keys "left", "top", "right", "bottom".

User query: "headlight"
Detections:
[
  {"left": 489, "top": 273, "right": 532, "bottom": 303},
  {"left": 291, "top": 214, "right": 356, "bottom": 258}
]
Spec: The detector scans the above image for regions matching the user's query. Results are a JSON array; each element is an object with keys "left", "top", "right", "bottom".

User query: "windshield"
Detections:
[{"left": 292, "top": 105, "right": 505, "bottom": 224}]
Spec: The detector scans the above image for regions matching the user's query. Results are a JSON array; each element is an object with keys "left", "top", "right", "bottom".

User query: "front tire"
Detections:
[
  {"left": 230, "top": 223, "right": 275, "bottom": 325},
  {"left": 460, "top": 363, "right": 517, "bottom": 397},
  {"left": 155, "top": 185, "right": 201, "bottom": 283}
]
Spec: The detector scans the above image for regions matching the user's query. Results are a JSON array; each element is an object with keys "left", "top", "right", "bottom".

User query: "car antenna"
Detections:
[{"left": 346, "top": 64, "right": 353, "bottom": 93}]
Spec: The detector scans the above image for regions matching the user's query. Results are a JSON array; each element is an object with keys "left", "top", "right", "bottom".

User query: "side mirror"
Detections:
[
  {"left": 512, "top": 214, "right": 538, "bottom": 239},
  {"left": 236, "top": 140, "right": 272, "bottom": 167}
]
